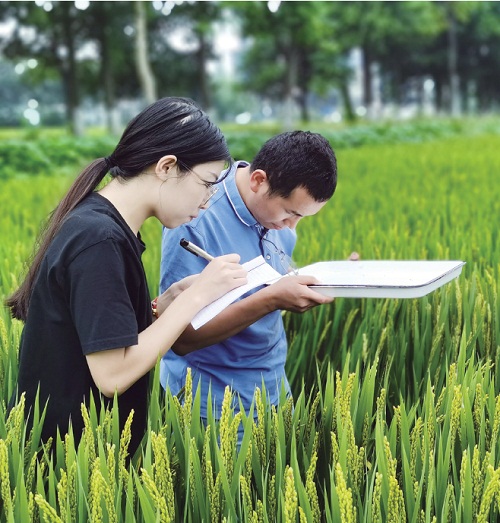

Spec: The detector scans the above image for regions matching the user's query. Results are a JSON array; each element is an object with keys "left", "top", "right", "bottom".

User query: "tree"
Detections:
[
  {"left": 134, "top": 1, "right": 157, "bottom": 104},
  {"left": 452, "top": 1, "right": 500, "bottom": 112},
  {"left": 324, "top": 2, "right": 445, "bottom": 117},
  {"left": 152, "top": 1, "right": 225, "bottom": 111},
  {"left": 432, "top": 2, "right": 477, "bottom": 115},
  {"left": 372, "top": 2, "right": 482, "bottom": 114},
  {"left": 0, "top": 1, "right": 90, "bottom": 134},
  {"left": 81, "top": 2, "right": 136, "bottom": 133},
  {"left": 176, "top": 1, "right": 223, "bottom": 110},
  {"left": 232, "top": 1, "right": 346, "bottom": 125}
]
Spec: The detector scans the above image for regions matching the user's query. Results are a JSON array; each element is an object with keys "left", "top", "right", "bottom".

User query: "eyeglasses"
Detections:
[
  {"left": 147, "top": 167, "right": 220, "bottom": 206},
  {"left": 261, "top": 236, "right": 299, "bottom": 275},
  {"left": 187, "top": 169, "right": 220, "bottom": 206},
  {"left": 201, "top": 185, "right": 219, "bottom": 206},
  {"left": 187, "top": 168, "right": 220, "bottom": 206}
]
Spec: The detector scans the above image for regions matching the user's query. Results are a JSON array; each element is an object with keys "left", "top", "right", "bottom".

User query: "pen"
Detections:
[{"left": 180, "top": 238, "right": 215, "bottom": 262}]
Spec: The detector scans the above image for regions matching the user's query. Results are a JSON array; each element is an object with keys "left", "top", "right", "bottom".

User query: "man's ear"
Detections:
[
  {"left": 155, "top": 155, "right": 178, "bottom": 180},
  {"left": 249, "top": 169, "right": 269, "bottom": 193}
]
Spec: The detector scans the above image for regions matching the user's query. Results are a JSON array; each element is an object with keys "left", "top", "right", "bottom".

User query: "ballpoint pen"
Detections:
[{"left": 180, "top": 238, "right": 215, "bottom": 261}]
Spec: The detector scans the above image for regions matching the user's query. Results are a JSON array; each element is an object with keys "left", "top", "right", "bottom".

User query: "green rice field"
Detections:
[{"left": 0, "top": 128, "right": 499, "bottom": 521}]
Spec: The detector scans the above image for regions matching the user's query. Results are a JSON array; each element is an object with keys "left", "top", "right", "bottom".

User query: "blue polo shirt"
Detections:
[{"left": 159, "top": 161, "right": 296, "bottom": 418}]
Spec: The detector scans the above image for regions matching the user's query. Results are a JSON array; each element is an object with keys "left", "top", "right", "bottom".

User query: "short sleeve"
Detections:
[
  {"left": 159, "top": 225, "right": 208, "bottom": 294},
  {"left": 66, "top": 239, "right": 139, "bottom": 354}
]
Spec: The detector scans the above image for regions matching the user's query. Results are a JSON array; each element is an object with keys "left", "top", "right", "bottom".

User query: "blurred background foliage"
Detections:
[
  {"left": 2, "top": 115, "right": 500, "bottom": 180},
  {"left": 0, "top": 1, "right": 500, "bottom": 135}
]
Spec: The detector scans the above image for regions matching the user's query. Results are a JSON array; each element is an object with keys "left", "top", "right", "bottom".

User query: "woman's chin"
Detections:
[
  {"left": 161, "top": 214, "right": 198, "bottom": 228},
  {"left": 181, "top": 215, "right": 197, "bottom": 225}
]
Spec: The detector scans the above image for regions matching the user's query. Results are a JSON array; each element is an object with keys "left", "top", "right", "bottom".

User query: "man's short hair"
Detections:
[{"left": 250, "top": 131, "right": 337, "bottom": 201}]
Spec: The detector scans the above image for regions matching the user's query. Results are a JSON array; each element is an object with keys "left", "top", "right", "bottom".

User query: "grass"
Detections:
[{"left": 0, "top": 128, "right": 498, "bottom": 520}]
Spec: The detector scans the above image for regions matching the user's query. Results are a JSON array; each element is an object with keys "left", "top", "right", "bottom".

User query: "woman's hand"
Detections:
[
  {"left": 156, "top": 274, "right": 199, "bottom": 317},
  {"left": 189, "top": 254, "right": 247, "bottom": 306}
]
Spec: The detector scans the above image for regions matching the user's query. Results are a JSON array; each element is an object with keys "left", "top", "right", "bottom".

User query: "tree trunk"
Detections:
[
  {"left": 297, "top": 52, "right": 311, "bottom": 122},
  {"left": 196, "top": 30, "right": 211, "bottom": 110},
  {"left": 102, "top": 40, "right": 118, "bottom": 133},
  {"left": 447, "top": 7, "right": 461, "bottom": 116},
  {"left": 297, "top": 92, "right": 309, "bottom": 123},
  {"left": 361, "top": 44, "right": 373, "bottom": 111},
  {"left": 134, "top": 1, "right": 157, "bottom": 104},
  {"left": 434, "top": 77, "right": 443, "bottom": 113},
  {"left": 282, "top": 44, "right": 299, "bottom": 130},
  {"left": 60, "top": 2, "right": 80, "bottom": 135},
  {"left": 339, "top": 79, "right": 355, "bottom": 122},
  {"left": 97, "top": 8, "right": 118, "bottom": 133}
]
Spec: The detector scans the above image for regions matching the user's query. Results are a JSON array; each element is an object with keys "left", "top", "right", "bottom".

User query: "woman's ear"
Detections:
[
  {"left": 249, "top": 169, "right": 269, "bottom": 193},
  {"left": 155, "top": 155, "right": 178, "bottom": 180}
]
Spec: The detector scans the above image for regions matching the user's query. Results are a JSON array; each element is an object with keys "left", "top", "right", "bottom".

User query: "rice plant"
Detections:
[{"left": 0, "top": 130, "right": 498, "bottom": 521}]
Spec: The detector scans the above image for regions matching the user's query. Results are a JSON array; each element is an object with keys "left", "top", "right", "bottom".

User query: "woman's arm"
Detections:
[{"left": 86, "top": 255, "right": 246, "bottom": 397}]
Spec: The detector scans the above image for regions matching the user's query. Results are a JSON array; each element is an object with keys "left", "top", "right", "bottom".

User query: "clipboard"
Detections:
[
  {"left": 191, "top": 258, "right": 466, "bottom": 329},
  {"left": 300, "top": 260, "right": 466, "bottom": 298}
]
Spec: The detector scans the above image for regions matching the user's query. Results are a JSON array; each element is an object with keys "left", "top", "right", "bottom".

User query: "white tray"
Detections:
[{"left": 299, "top": 260, "right": 466, "bottom": 298}]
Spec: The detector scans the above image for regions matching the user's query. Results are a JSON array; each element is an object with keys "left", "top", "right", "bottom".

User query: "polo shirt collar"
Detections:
[{"left": 223, "top": 161, "right": 260, "bottom": 227}]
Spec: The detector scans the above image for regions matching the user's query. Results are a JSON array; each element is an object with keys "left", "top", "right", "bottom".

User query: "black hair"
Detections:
[
  {"left": 250, "top": 131, "right": 337, "bottom": 201},
  {"left": 109, "top": 97, "right": 230, "bottom": 177},
  {"left": 7, "top": 97, "right": 231, "bottom": 321}
]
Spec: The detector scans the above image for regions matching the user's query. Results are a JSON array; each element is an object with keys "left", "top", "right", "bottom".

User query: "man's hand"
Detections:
[
  {"left": 262, "top": 251, "right": 360, "bottom": 312},
  {"left": 265, "top": 275, "right": 333, "bottom": 313},
  {"left": 264, "top": 251, "right": 360, "bottom": 314}
]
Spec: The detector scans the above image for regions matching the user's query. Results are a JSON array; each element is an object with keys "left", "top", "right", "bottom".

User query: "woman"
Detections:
[{"left": 6, "top": 97, "right": 247, "bottom": 454}]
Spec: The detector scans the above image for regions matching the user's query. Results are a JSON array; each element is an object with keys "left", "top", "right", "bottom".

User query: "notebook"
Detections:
[{"left": 191, "top": 257, "right": 465, "bottom": 329}]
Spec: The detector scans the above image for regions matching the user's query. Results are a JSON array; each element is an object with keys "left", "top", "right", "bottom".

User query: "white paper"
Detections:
[
  {"left": 297, "top": 260, "right": 465, "bottom": 298},
  {"left": 191, "top": 256, "right": 282, "bottom": 330},
  {"left": 191, "top": 258, "right": 466, "bottom": 328}
]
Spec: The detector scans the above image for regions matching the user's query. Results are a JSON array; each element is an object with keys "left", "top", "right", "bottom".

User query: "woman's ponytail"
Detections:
[
  {"left": 6, "top": 96, "right": 231, "bottom": 322},
  {"left": 5, "top": 158, "right": 110, "bottom": 321}
]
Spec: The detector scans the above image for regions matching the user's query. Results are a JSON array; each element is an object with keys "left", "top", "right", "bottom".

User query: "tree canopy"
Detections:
[{"left": 1, "top": 0, "right": 500, "bottom": 131}]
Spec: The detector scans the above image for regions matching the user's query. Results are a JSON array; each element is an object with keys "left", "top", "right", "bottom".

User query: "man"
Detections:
[{"left": 159, "top": 131, "right": 337, "bottom": 419}]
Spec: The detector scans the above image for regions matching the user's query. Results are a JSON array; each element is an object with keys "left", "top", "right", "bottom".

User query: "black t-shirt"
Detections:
[{"left": 11, "top": 193, "right": 152, "bottom": 454}]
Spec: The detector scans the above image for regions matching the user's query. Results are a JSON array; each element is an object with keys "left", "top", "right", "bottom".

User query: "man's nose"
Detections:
[{"left": 284, "top": 216, "right": 301, "bottom": 229}]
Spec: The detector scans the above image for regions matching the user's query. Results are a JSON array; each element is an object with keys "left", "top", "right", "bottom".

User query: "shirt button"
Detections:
[{"left": 266, "top": 254, "right": 271, "bottom": 260}]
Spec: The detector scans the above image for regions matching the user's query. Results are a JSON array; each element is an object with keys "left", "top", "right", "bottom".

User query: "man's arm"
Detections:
[{"left": 171, "top": 274, "right": 332, "bottom": 355}]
